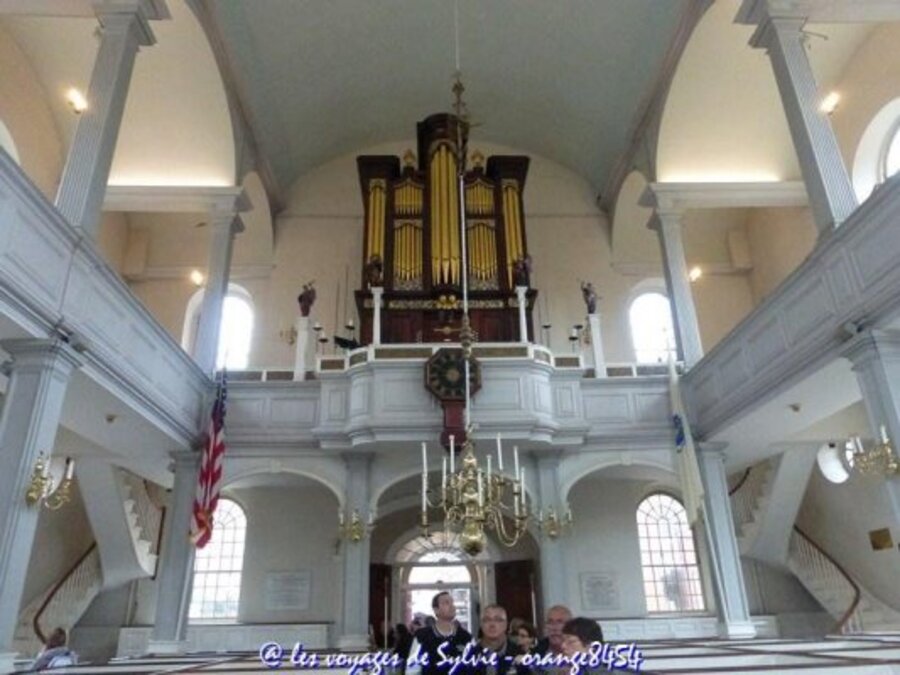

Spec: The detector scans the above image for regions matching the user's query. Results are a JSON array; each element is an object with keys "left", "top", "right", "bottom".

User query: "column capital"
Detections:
[
  {"left": 841, "top": 329, "right": 900, "bottom": 369},
  {"left": 169, "top": 450, "right": 200, "bottom": 470},
  {"left": 750, "top": 14, "right": 806, "bottom": 50},
  {"left": 697, "top": 443, "right": 729, "bottom": 463},
  {"left": 0, "top": 337, "right": 83, "bottom": 372},
  {"left": 94, "top": 1, "right": 160, "bottom": 47}
]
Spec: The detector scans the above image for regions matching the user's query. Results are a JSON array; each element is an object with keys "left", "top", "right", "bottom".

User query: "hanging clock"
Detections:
[{"left": 425, "top": 347, "right": 481, "bottom": 401}]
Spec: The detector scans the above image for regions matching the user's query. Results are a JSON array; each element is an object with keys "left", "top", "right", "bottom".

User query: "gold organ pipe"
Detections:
[
  {"left": 415, "top": 224, "right": 422, "bottom": 279},
  {"left": 479, "top": 225, "right": 487, "bottom": 280},
  {"left": 449, "top": 155, "right": 460, "bottom": 285},
  {"left": 430, "top": 153, "right": 440, "bottom": 282}
]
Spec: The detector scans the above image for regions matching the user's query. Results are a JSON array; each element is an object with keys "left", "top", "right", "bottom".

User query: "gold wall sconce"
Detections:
[
  {"left": 25, "top": 452, "right": 74, "bottom": 510},
  {"left": 537, "top": 505, "right": 573, "bottom": 539},
  {"left": 338, "top": 508, "right": 374, "bottom": 543}
]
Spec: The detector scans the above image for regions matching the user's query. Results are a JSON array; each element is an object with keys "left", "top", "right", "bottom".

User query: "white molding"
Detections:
[
  {"left": 642, "top": 181, "right": 808, "bottom": 212},
  {"left": 0, "top": 0, "right": 170, "bottom": 19},
  {"left": 737, "top": 0, "right": 900, "bottom": 24},
  {"left": 103, "top": 185, "right": 249, "bottom": 213}
]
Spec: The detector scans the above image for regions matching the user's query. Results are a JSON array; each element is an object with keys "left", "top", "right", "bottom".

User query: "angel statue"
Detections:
[
  {"left": 365, "top": 254, "right": 384, "bottom": 287},
  {"left": 297, "top": 281, "right": 317, "bottom": 317},
  {"left": 512, "top": 254, "right": 532, "bottom": 288},
  {"left": 580, "top": 280, "right": 598, "bottom": 315}
]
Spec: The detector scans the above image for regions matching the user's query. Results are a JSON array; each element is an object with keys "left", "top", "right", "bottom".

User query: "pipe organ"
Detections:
[{"left": 356, "top": 113, "right": 535, "bottom": 345}]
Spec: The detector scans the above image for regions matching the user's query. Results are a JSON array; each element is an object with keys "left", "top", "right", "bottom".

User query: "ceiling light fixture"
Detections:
[
  {"left": 66, "top": 88, "right": 88, "bottom": 114},
  {"left": 189, "top": 269, "right": 205, "bottom": 286},
  {"left": 820, "top": 91, "right": 840, "bottom": 116},
  {"left": 688, "top": 266, "right": 702, "bottom": 282}
]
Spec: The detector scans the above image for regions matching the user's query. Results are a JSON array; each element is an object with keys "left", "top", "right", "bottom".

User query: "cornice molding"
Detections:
[
  {"left": 103, "top": 185, "right": 249, "bottom": 213},
  {"left": 0, "top": 0, "right": 169, "bottom": 19},
  {"left": 737, "top": 0, "right": 900, "bottom": 24},
  {"left": 641, "top": 181, "right": 808, "bottom": 212}
]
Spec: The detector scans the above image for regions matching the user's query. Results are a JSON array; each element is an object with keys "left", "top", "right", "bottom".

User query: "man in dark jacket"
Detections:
[{"left": 406, "top": 592, "right": 472, "bottom": 675}]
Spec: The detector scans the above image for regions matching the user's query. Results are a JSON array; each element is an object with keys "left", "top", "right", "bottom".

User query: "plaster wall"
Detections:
[
  {"left": 0, "top": 23, "right": 63, "bottom": 200},
  {"left": 744, "top": 207, "right": 817, "bottom": 305}
]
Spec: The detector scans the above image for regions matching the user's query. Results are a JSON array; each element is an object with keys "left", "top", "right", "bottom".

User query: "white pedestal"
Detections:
[
  {"left": 372, "top": 287, "right": 384, "bottom": 346},
  {"left": 146, "top": 640, "right": 187, "bottom": 656},
  {"left": 587, "top": 312, "right": 605, "bottom": 378},
  {"left": 515, "top": 286, "right": 529, "bottom": 343},
  {"left": 293, "top": 316, "right": 311, "bottom": 381}
]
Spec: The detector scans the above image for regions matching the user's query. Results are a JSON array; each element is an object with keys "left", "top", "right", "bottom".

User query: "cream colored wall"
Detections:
[
  {"left": 830, "top": 22, "right": 900, "bottom": 187},
  {"left": 95, "top": 211, "right": 130, "bottom": 274},
  {"left": 744, "top": 206, "right": 817, "bottom": 305},
  {"left": 229, "top": 483, "right": 340, "bottom": 624},
  {"left": 0, "top": 23, "right": 63, "bottom": 200}
]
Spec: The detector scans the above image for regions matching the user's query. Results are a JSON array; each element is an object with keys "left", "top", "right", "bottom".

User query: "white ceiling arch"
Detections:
[{"left": 204, "top": 0, "right": 695, "bottom": 198}]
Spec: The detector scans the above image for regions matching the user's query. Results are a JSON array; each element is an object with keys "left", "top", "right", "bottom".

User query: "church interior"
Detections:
[{"left": 2, "top": 0, "right": 900, "bottom": 673}]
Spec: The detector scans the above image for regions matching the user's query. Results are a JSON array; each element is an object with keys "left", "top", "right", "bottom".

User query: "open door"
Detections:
[
  {"left": 369, "top": 563, "right": 391, "bottom": 649},
  {"left": 494, "top": 560, "right": 537, "bottom": 625}
]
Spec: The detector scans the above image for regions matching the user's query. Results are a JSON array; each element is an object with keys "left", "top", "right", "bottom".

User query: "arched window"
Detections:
[
  {"left": 637, "top": 493, "right": 705, "bottom": 613},
  {"left": 395, "top": 533, "right": 475, "bottom": 630},
  {"left": 182, "top": 284, "right": 254, "bottom": 370},
  {"left": 189, "top": 498, "right": 247, "bottom": 621},
  {"left": 0, "top": 119, "right": 20, "bottom": 164},
  {"left": 884, "top": 120, "right": 900, "bottom": 182},
  {"left": 629, "top": 292, "right": 677, "bottom": 363},
  {"left": 853, "top": 99, "right": 900, "bottom": 200}
]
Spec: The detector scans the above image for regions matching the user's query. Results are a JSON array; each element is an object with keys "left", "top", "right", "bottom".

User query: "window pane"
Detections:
[
  {"left": 886, "top": 125, "right": 900, "bottom": 179},
  {"left": 636, "top": 493, "right": 706, "bottom": 613},
  {"left": 217, "top": 295, "right": 254, "bottom": 370},
  {"left": 629, "top": 293, "right": 677, "bottom": 364},
  {"left": 189, "top": 499, "right": 247, "bottom": 621}
]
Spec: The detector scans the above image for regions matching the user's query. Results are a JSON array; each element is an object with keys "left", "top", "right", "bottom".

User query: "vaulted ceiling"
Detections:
[{"left": 206, "top": 0, "right": 692, "bottom": 195}]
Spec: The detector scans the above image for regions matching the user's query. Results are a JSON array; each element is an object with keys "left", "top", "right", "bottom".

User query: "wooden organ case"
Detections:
[{"left": 355, "top": 113, "right": 536, "bottom": 345}]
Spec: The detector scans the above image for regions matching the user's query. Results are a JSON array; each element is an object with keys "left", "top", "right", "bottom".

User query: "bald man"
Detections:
[{"left": 534, "top": 605, "right": 573, "bottom": 656}]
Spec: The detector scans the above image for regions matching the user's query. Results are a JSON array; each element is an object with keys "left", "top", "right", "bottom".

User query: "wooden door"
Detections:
[
  {"left": 494, "top": 560, "right": 537, "bottom": 626},
  {"left": 369, "top": 563, "right": 392, "bottom": 649}
]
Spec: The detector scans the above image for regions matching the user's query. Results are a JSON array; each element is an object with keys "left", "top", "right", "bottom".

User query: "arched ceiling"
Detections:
[
  {"left": 657, "top": 0, "right": 874, "bottom": 183},
  {"left": 206, "top": 0, "right": 692, "bottom": 194},
  {"left": 1, "top": 0, "right": 234, "bottom": 186}
]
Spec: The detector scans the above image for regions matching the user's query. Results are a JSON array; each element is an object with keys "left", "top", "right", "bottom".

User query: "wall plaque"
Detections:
[
  {"left": 869, "top": 528, "right": 894, "bottom": 551},
  {"left": 580, "top": 571, "right": 620, "bottom": 612},
  {"left": 265, "top": 571, "right": 312, "bottom": 611}
]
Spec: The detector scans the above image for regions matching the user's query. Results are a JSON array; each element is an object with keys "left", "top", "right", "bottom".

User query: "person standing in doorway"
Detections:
[{"left": 406, "top": 591, "right": 473, "bottom": 675}]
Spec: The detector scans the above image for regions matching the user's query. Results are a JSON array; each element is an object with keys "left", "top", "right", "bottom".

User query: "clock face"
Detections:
[{"left": 425, "top": 348, "right": 481, "bottom": 401}]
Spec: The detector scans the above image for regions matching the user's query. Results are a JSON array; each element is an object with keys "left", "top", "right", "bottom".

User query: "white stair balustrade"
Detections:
[
  {"left": 118, "top": 469, "right": 163, "bottom": 576},
  {"left": 729, "top": 459, "right": 774, "bottom": 546},
  {"left": 12, "top": 545, "right": 102, "bottom": 657}
]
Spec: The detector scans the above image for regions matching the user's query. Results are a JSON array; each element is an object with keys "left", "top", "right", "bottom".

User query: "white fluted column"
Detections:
[
  {"left": 515, "top": 286, "right": 529, "bottom": 343},
  {"left": 0, "top": 340, "right": 81, "bottom": 672},
  {"left": 371, "top": 287, "right": 384, "bottom": 346},
  {"left": 338, "top": 455, "right": 371, "bottom": 650},
  {"left": 652, "top": 210, "right": 703, "bottom": 367},
  {"left": 193, "top": 208, "right": 245, "bottom": 375},
  {"left": 55, "top": 6, "right": 156, "bottom": 237},
  {"left": 148, "top": 451, "right": 199, "bottom": 655},
  {"left": 699, "top": 449, "right": 756, "bottom": 639},
  {"left": 841, "top": 330, "right": 900, "bottom": 518},
  {"left": 536, "top": 456, "right": 567, "bottom": 607},
  {"left": 751, "top": 16, "right": 857, "bottom": 235}
]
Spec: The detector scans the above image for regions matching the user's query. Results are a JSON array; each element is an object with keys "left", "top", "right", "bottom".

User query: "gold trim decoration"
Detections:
[
  {"left": 387, "top": 298, "right": 506, "bottom": 310},
  {"left": 466, "top": 220, "right": 497, "bottom": 285},
  {"left": 374, "top": 347, "right": 434, "bottom": 359},
  {"left": 429, "top": 143, "right": 461, "bottom": 285},
  {"left": 472, "top": 346, "right": 529, "bottom": 358},
  {"left": 366, "top": 179, "right": 387, "bottom": 261},
  {"left": 349, "top": 352, "right": 369, "bottom": 366},
  {"left": 555, "top": 356, "right": 581, "bottom": 368},
  {"left": 502, "top": 179, "right": 524, "bottom": 287},
  {"left": 320, "top": 359, "right": 346, "bottom": 371}
]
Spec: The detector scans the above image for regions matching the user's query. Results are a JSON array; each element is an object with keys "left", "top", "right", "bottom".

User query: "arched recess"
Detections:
[
  {"left": 222, "top": 465, "right": 345, "bottom": 508},
  {"left": 0, "top": 118, "right": 19, "bottom": 164},
  {"left": 558, "top": 449, "right": 676, "bottom": 506},
  {"left": 852, "top": 98, "right": 900, "bottom": 202},
  {"left": 656, "top": 0, "right": 798, "bottom": 183},
  {"left": 110, "top": 0, "right": 235, "bottom": 186},
  {"left": 610, "top": 170, "right": 658, "bottom": 264}
]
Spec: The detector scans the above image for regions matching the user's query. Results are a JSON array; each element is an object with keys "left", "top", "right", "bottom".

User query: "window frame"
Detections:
[
  {"left": 628, "top": 285, "right": 677, "bottom": 365},
  {"left": 188, "top": 497, "right": 247, "bottom": 623},
  {"left": 636, "top": 492, "right": 707, "bottom": 615},
  {"left": 878, "top": 116, "right": 900, "bottom": 184},
  {"left": 182, "top": 283, "right": 254, "bottom": 370}
]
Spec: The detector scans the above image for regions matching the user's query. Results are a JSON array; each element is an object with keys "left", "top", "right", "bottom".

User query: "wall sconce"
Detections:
[
  {"left": 25, "top": 453, "right": 74, "bottom": 510},
  {"left": 849, "top": 426, "right": 899, "bottom": 478},
  {"left": 536, "top": 505, "right": 573, "bottom": 539},
  {"left": 338, "top": 508, "right": 374, "bottom": 543},
  {"left": 66, "top": 88, "right": 88, "bottom": 114}
]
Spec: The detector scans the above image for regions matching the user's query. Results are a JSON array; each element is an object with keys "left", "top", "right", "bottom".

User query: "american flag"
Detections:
[
  {"left": 190, "top": 370, "right": 227, "bottom": 548},
  {"left": 668, "top": 355, "right": 705, "bottom": 526}
]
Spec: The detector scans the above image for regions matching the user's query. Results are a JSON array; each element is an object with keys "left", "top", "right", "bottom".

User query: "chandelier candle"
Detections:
[
  {"left": 514, "top": 446, "right": 520, "bottom": 482},
  {"left": 496, "top": 434, "right": 503, "bottom": 470},
  {"left": 421, "top": 442, "right": 427, "bottom": 515},
  {"left": 450, "top": 435, "right": 456, "bottom": 473}
]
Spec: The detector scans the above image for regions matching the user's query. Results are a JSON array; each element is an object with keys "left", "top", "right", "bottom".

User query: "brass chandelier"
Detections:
[
  {"left": 849, "top": 425, "right": 899, "bottom": 477},
  {"left": 418, "top": 52, "right": 530, "bottom": 557}
]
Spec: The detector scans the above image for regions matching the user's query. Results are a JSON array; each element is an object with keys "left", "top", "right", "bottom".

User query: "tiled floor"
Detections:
[{"left": 14, "top": 635, "right": 900, "bottom": 674}]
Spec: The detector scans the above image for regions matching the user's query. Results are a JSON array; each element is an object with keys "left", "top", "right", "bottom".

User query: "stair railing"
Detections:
[
  {"left": 32, "top": 542, "right": 101, "bottom": 644},
  {"left": 790, "top": 525, "right": 862, "bottom": 634}
]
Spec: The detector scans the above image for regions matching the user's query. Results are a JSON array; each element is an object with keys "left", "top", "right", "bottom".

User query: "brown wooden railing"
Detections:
[
  {"left": 792, "top": 525, "right": 861, "bottom": 634},
  {"left": 728, "top": 467, "right": 752, "bottom": 496},
  {"left": 33, "top": 541, "right": 98, "bottom": 644}
]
